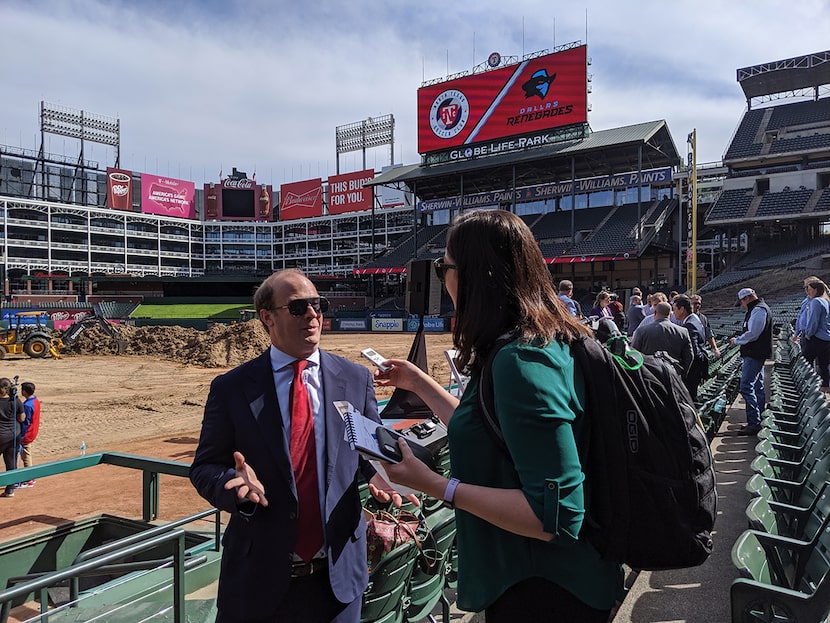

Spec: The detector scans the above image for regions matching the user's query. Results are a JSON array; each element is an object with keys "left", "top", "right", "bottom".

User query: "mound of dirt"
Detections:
[{"left": 64, "top": 320, "right": 272, "bottom": 367}]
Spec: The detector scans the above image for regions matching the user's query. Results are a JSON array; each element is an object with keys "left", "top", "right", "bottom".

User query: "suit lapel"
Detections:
[
  {"left": 319, "top": 351, "right": 349, "bottom": 489},
  {"left": 246, "top": 350, "right": 294, "bottom": 488}
]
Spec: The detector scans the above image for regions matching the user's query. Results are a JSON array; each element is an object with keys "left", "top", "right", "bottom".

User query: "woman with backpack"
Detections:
[
  {"left": 802, "top": 279, "right": 830, "bottom": 392},
  {"left": 375, "top": 210, "right": 624, "bottom": 622}
]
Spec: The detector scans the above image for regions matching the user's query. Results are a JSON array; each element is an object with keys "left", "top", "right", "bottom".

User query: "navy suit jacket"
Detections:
[{"left": 190, "top": 349, "right": 379, "bottom": 620}]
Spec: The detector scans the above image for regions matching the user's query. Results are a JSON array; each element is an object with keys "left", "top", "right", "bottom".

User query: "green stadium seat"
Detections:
[
  {"left": 756, "top": 413, "right": 830, "bottom": 465},
  {"left": 404, "top": 508, "right": 456, "bottom": 623},
  {"left": 750, "top": 441, "right": 830, "bottom": 486},
  {"left": 761, "top": 395, "right": 825, "bottom": 432},
  {"left": 746, "top": 449, "right": 830, "bottom": 507},
  {"left": 730, "top": 528, "right": 830, "bottom": 623},
  {"left": 758, "top": 407, "right": 830, "bottom": 448},
  {"left": 745, "top": 491, "right": 830, "bottom": 542},
  {"left": 361, "top": 541, "right": 419, "bottom": 623}
]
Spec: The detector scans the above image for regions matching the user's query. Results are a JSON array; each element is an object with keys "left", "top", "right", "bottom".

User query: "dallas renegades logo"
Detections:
[{"left": 429, "top": 89, "right": 470, "bottom": 139}]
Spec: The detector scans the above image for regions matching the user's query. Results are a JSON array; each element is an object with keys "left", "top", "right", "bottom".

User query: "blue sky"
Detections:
[{"left": 2, "top": 0, "right": 829, "bottom": 186}]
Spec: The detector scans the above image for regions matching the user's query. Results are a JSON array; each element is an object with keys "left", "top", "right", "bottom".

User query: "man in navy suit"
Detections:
[{"left": 191, "top": 269, "right": 414, "bottom": 623}]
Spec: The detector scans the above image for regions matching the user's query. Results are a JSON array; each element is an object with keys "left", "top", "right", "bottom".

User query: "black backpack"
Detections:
[{"left": 477, "top": 330, "right": 716, "bottom": 571}]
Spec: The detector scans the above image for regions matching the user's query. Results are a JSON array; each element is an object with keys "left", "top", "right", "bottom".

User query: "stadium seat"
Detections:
[
  {"left": 750, "top": 442, "right": 830, "bottom": 485},
  {"left": 745, "top": 488, "right": 830, "bottom": 542},
  {"left": 746, "top": 449, "right": 830, "bottom": 507},
  {"left": 761, "top": 398, "right": 826, "bottom": 434},
  {"left": 756, "top": 412, "right": 830, "bottom": 462},
  {"left": 404, "top": 507, "right": 456, "bottom": 623},
  {"left": 730, "top": 528, "right": 830, "bottom": 623},
  {"left": 361, "top": 541, "right": 419, "bottom": 623}
]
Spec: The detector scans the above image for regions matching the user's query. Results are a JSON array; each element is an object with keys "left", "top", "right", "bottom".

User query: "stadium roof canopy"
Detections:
[
  {"left": 737, "top": 50, "right": 830, "bottom": 101},
  {"left": 367, "top": 120, "right": 680, "bottom": 201}
]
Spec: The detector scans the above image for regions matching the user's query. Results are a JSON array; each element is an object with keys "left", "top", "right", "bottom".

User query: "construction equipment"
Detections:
[
  {"left": 0, "top": 311, "right": 63, "bottom": 359},
  {"left": 239, "top": 309, "right": 257, "bottom": 322},
  {"left": 61, "top": 315, "right": 128, "bottom": 354}
]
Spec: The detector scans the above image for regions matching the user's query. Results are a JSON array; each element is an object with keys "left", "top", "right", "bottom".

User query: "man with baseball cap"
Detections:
[{"left": 729, "top": 287, "right": 773, "bottom": 435}]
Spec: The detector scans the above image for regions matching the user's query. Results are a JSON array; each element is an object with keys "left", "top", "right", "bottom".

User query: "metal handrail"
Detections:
[
  {"left": 68, "top": 507, "right": 220, "bottom": 604},
  {"left": 8, "top": 555, "right": 207, "bottom": 585},
  {"left": 74, "top": 508, "right": 219, "bottom": 565},
  {"left": 0, "top": 452, "right": 191, "bottom": 521},
  {"left": 0, "top": 529, "right": 187, "bottom": 623}
]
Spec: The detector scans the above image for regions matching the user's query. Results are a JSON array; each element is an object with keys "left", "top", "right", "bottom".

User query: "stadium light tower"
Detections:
[
  {"left": 39, "top": 101, "right": 120, "bottom": 204},
  {"left": 335, "top": 114, "right": 394, "bottom": 175}
]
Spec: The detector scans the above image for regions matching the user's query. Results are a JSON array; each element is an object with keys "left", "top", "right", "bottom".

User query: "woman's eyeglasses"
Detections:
[
  {"left": 274, "top": 297, "right": 329, "bottom": 316},
  {"left": 433, "top": 258, "right": 457, "bottom": 283}
]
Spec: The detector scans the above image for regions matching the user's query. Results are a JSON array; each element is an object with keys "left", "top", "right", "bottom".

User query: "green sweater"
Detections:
[{"left": 448, "top": 339, "right": 624, "bottom": 612}]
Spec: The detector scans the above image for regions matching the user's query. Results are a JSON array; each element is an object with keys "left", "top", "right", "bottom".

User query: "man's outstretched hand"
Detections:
[
  {"left": 224, "top": 451, "right": 269, "bottom": 507},
  {"left": 368, "top": 471, "right": 421, "bottom": 508}
]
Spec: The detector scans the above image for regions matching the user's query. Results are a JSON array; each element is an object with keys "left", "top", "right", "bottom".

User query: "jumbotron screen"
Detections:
[
  {"left": 222, "top": 188, "right": 255, "bottom": 217},
  {"left": 417, "top": 45, "right": 587, "bottom": 154}
]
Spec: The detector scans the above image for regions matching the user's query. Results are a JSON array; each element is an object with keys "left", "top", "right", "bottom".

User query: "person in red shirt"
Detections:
[{"left": 18, "top": 382, "right": 40, "bottom": 488}]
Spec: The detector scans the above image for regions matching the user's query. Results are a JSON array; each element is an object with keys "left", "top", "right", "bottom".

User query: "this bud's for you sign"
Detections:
[{"left": 327, "top": 169, "right": 375, "bottom": 215}]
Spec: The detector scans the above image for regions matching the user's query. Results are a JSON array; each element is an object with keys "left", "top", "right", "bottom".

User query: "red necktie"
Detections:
[{"left": 289, "top": 359, "right": 324, "bottom": 562}]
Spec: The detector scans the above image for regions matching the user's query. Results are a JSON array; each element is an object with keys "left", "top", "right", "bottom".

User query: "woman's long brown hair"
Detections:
[{"left": 446, "top": 209, "right": 590, "bottom": 372}]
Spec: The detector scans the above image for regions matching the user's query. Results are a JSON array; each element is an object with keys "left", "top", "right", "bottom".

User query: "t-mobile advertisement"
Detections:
[
  {"left": 140, "top": 174, "right": 196, "bottom": 219},
  {"left": 106, "top": 167, "right": 133, "bottom": 210}
]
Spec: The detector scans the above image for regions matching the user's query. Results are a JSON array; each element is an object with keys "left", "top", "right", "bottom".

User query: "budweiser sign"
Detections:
[
  {"left": 283, "top": 186, "right": 322, "bottom": 208},
  {"left": 280, "top": 178, "right": 323, "bottom": 220},
  {"left": 223, "top": 178, "right": 254, "bottom": 189}
]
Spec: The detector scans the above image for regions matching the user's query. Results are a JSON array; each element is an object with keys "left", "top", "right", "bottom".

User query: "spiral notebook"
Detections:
[
  {"left": 335, "top": 400, "right": 436, "bottom": 470},
  {"left": 336, "top": 400, "right": 390, "bottom": 462}
]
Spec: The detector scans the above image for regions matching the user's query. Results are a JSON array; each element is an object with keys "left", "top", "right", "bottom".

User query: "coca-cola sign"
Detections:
[
  {"left": 223, "top": 178, "right": 253, "bottom": 189},
  {"left": 280, "top": 178, "right": 323, "bottom": 220}
]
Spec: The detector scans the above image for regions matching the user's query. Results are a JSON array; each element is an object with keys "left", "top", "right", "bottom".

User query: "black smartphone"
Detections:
[{"left": 375, "top": 426, "right": 437, "bottom": 472}]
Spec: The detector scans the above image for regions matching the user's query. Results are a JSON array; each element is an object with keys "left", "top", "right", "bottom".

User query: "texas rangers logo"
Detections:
[
  {"left": 429, "top": 89, "right": 470, "bottom": 139},
  {"left": 522, "top": 69, "right": 557, "bottom": 99}
]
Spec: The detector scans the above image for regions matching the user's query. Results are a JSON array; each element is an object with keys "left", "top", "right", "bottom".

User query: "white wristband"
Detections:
[{"left": 443, "top": 477, "right": 461, "bottom": 509}]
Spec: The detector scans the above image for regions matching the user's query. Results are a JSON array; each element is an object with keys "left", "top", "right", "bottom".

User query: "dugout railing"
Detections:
[{"left": 0, "top": 454, "right": 221, "bottom": 623}]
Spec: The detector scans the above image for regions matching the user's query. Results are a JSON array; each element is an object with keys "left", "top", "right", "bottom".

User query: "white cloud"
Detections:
[{"left": 2, "top": 0, "right": 829, "bottom": 185}]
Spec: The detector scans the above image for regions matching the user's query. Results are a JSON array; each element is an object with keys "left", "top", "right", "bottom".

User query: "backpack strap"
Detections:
[{"left": 476, "top": 333, "right": 516, "bottom": 457}]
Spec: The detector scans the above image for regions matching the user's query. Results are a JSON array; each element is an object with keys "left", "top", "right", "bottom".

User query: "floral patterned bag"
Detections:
[{"left": 364, "top": 508, "right": 439, "bottom": 575}]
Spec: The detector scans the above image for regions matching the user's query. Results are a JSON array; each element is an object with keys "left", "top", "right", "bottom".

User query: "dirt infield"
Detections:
[{"left": 0, "top": 329, "right": 455, "bottom": 541}]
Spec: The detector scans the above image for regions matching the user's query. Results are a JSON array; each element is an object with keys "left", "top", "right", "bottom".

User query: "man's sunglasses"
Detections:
[
  {"left": 274, "top": 297, "right": 329, "bottom": 316},
  {"left": 433, "top": 258, "right": 457, "bottom": 283}
]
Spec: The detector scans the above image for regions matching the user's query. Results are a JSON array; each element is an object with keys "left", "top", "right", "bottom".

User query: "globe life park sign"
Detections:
[{"left": 422, "top": 125, "right": 588, "bottom": 166}]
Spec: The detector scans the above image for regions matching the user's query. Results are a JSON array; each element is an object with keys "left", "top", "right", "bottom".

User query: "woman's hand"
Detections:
[
  {"left": 385, "top": 439, "right": 553, "bottom": 541},
  {"left": 382, "top": 438, "right": 446, "bottom": 500},
  {"left": 374, "top": 358, "right": 460, "bottom": 426},
  {"left": 373, "top": 358, "right": 427, "bottom": 393}
]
